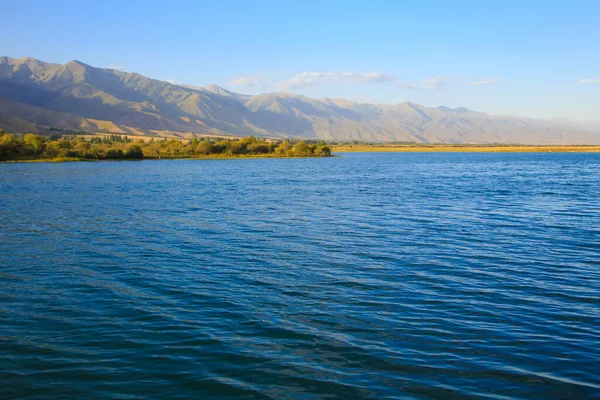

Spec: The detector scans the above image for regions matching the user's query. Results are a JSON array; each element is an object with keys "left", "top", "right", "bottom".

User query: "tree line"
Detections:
[{"left": 0, "top": 131, "right": 332, "bottom": 161}]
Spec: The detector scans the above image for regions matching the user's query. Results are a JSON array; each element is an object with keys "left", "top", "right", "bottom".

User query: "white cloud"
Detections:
[
  {"left": 227, "top": 71, "right": 477, "bottom": 92},
  {"left": 397, "top": 76, "right": 454, "bottom": 90},
  {"left": 277, "top": 72, "right": 398, "bottom": 90},
  {"left": 422, "top": 76, "right": 453, "bottom": 90},
  {"left": 229, "top": 74, "right": 267, "bottom": 87},
  {"left": 471, "top": 77, "right": 500, "bottom": 86},
  {"left": 166, "top": 79, "right": 175, "bottom": 84},
  {"left": 580, "top": 78, "right": 600, "bottom": 83},
  {"left": 107, "top": 64, "right": 125, "bottom": 71}
]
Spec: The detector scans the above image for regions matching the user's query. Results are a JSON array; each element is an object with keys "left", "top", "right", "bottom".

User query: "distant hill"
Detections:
[{"left": 1, "top": 56, "right": 599, "bottom": 144}]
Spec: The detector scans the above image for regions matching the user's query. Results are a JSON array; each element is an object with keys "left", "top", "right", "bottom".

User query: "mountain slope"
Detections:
[{"left": 1, "top": 56, "right": 599, "bottom": 144}]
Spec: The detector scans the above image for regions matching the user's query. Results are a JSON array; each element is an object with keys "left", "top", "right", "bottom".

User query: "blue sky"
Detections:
[{"left": 2, "top": 0, "right": 599, "bottom": 121}]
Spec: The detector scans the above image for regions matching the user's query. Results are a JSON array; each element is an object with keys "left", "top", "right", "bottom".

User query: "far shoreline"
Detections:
[{"left": 333, "top": 145, "right": 600, "bottom": 153}]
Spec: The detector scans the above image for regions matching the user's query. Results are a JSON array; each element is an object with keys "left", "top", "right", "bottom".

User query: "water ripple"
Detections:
[{"left": 1, "top": 153, "right": 599, "bottom": 399}]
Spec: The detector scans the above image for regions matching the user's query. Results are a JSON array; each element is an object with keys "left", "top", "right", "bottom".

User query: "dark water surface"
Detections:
[{"left": 1, "top": 153, "right": 599, "bottom": 399}]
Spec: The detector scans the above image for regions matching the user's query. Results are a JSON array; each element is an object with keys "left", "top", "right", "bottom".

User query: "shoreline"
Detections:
[
  {"left": 333, "top": 145, "right": 600, "bottom": 153},
  {"left": 1, "top": 154, "right": 335, "bottom": 163}
]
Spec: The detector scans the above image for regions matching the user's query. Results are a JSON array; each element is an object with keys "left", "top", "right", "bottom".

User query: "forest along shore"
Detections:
[{"left": 0, "top": 132, "right": 332, "bottom": 162}]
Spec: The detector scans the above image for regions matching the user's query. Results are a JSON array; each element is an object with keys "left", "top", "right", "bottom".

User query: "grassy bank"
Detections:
[{"left": 333, "top": 144, "right": 600, "bottom": 153}]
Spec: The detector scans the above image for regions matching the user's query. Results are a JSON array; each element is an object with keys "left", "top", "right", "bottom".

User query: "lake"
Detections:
[{"left": 1, "top": 153, "right": 599, "bottom": 399}]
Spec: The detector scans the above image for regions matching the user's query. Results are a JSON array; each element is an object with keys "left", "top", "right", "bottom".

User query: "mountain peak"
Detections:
[
  {"left": 206, "top": 84, "right": 225, "bottom": 92},
  {"left": 204, "top": 84, "right": 251, "bottom": 101},
  {"left": 8, "top": 56, "right": 47, "bottom": 68},
  {"left": 66, "top": 60, "right": 90, "bottom": 68},
  {"left": 1, "top": 56, "right": 56, "bottom": 76},
  {"left": 437, "top": 105, "right": 470, "bottom": 113},
  {"left": 17, "top": 56, "right": 36, "bottom": 63},
  {"left": 205, "top": 84, "right": 232, "bottom": 95}
]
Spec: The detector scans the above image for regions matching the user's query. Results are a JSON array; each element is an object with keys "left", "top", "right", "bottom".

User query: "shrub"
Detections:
[
  {"left": 105, "top": 149, "right": 124, "bottom": 159},
  {"left": 292, "top": 141, "right": 312, "bottom": 157},
  {"left": 124, "top": 145, "right": 143, "bottom": 159},
  {"left": 229, "top": 141, "right": 247, "bottom": 155},
  {"left": 275, "top": 141, "right": 292, "bottom": 156},
  {"left": 314, "top": 145, "right": 331, "bottom": 156},
  {"left": 211, "top": 141, "right": 229, "bottom": 154},
  {"left": 196, "top": 140, "right": 212, "bottom": 155},
  {"left": 247, "top": 143, "right": 269, "bottom": 154}
]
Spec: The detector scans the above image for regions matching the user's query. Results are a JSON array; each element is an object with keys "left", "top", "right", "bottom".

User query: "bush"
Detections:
[
  {"left": 229, "top": 141, "right": 247, "bottom": 155},
  {"left": 293, "top": 141, "right": 312, "bottom": 157},
  {"left": 105, "top": 149, "right": 124, "bottom": 159},
  {"left": 23, "top": 134, "right": 44, "bottom": 153},
  {"left": 196, "top": 140, "right": 212, "bottom": 155},
  {"left": 275, "top": 141, "right": 292, "bottom": 156},
  {"left": 247, "top": 143, "right": 269, "bottom": 154},
  {"left": 314, "top": 145, "right": 331, "bottom": 156},
  {"left": 124, "top": 145, "right": 143, "bottom": 159},
  {"left": 211, "top": 141, "right": 229, "bottom": 154},
  {"left": 0, "top": 133, "right": 18, "bottom": 160}
]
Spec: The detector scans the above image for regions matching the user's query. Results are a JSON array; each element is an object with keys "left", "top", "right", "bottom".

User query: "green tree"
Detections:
[
  {"left": 275, "top": 141, "right": 292, "bottom": 156},
  {"left": 229, "top": 141, "right": 247, "bottom": 155},
  {"left": 314, "top": 145, "right": 331, "bottom": 157},
  {"left": 44, "top": 141, "right": 60, "bottom": 158},
  {"left": 23, "top": 133, "right": 44, "bottom": 153},
  {"left": 144, "top": 142, "right": 163, "bottom": 159},
  {"left": 293, "top": 141, "right": 312, "bottom": 157},
  {"left": 57, "top": 138, "right": 73, "bottom": 150},
  {"left": 74, "top": 140, "right": 91, "bottom": 157},
  {"left": 124, "top": 144, "right": 143, "bottom": 159},
  {"left": 240, "top": 136, "right": 257, "bottom": 146},
  {"left": 0, "top": 133, "right": 18, "bottom": 160},
  {"left": 212, "top": 141, "right": 229, "bottom": 154},
  {"left": 105, "top": 149, "right": 124, "bottom": 159},
  {"left": 247, "top": 143, "right": 268, "bottom": 154},
  {"left": 196, "top": 140, "right": 212, "bottom": 155}
]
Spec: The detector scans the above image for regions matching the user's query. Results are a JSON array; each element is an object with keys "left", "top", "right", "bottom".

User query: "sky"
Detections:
[{"left": 1, "top": 0, "right": 599, "bottom": 121}]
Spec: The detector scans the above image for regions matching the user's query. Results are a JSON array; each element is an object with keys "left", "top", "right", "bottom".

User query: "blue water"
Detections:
[{"left": 1, "top": 153, "right": 599, "bottom": 399}]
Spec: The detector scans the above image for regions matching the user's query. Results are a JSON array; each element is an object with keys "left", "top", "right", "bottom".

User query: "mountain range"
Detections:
[{"left": 1, "top": 56, "right": 599, "bottom": 144}]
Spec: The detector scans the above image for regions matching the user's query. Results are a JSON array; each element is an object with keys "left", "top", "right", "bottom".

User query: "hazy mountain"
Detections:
[
  {"left": 581, "top": 122, "right": 600, "bottom": 134},
  {"left": 549, "top": 117, "right": 600, "bottom": 134},
  {"left": 1, "top": 56, "right": 599, "bottom": 144}
]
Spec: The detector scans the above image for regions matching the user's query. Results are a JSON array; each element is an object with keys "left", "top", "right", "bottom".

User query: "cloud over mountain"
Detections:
[
  {"left": 277, "top": 72, "right": 398, "bottom": 90},
  {"left": 230, "top": 74, "right": 267, "bottom": 87},
  {"left": 471, "top": 77, "right": 500, "bottom": 86},
  {"left": 397, "top": 76, "right": 455, "bottom": 90}
]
